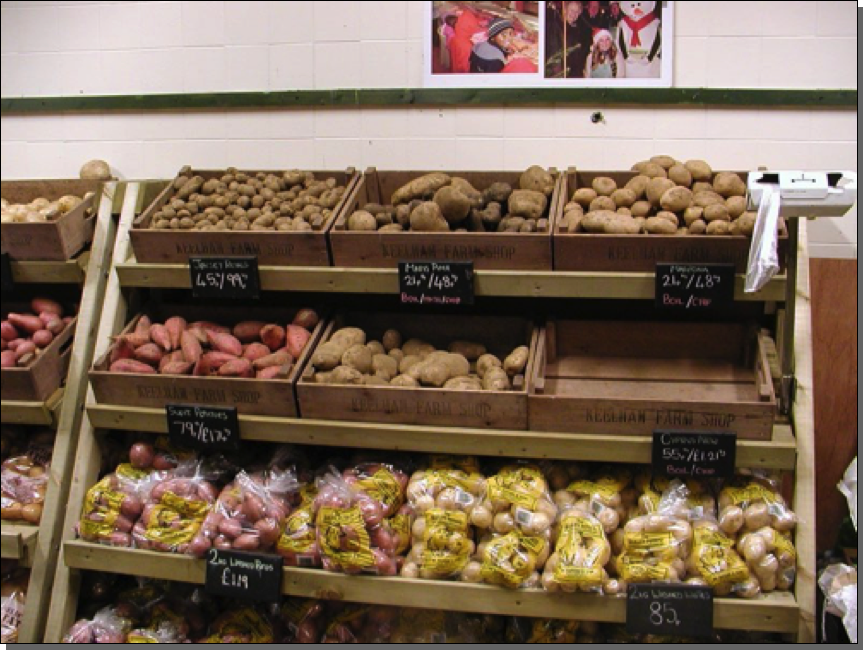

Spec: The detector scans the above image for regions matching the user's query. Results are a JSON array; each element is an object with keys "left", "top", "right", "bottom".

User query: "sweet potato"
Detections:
[
  {"left": 32, "top": 329, "right": 53, "bottom": 348},
  {"left": 134, "top": 314, "right": 152, "bottom": 341},
  {"left": 110, "top": 337, "right": 136, "bottom": 364},
  {"left": 134, "top": 343, "right": 164, "bottom": 367},
  {"left": 252, "top": 351, "right": 292, "bottom": 370},
  {"left": 159, "top": 350, "right": 185, "bottom": 373},
  {"left": 242, "top": 342, "right": 271, "bottom": 362},
  {"left": 218, "top": 358, "right": 254, "bottom": 378},
  {"left": 110, "top": 359, "right": 158, "bottom": 374},
  {"left": 207, "top": 331, "right": 243, "bottom": 356},
  {"left": 233, "top": 321, "right": 266, "bottom": 343},
  {"left": 286, "top": 325, "right": 311, "bottom": 358},
  {"left": 260, "top": 324, "right": 286, "bottom": 352},
  {"left": 7, "top": 313, "right": 43, "bottom": 335},
  {"left": 149, "top": 323, "right": 172, "bottom": 351},
  {"left": 161, "top": 361, "right": 194, "bottom": 376},
  {"left": 165, "top": 316, "right": 187, "bottom": 351},
  {"left": 181, "top": 330, "right": 203, "bottom": 364}
]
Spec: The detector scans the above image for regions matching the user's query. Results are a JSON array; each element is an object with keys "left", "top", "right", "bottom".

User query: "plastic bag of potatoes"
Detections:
[
  {"left": 687, "top": 519, "right": 759, "bottom": 598},
  {"left": 558, "top": 466, "right": 635, "bottom": 536},
  {"left": 542, "top": 508, "right": 611, "bottom": 594},
  {"left": 1, "top": 432, "right": 54, "bottom": 525},
  {"left": 77, "top": 463, "right": 152, "bottom": 548},
  {"left": 276, "top": 484, "right": 321, "bottom": 568}
]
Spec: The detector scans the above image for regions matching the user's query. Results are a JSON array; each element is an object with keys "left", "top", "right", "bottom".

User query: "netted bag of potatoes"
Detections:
[
  {"left": 614, "top": 479, "right": 695, "bottom": 586},
  {"left": 717, "top": 474, "right": 798, "bottom": 537},
  {"left": 402, "top": 508, "right": 475, "bottom": 580},
  {"left": 686, "top": 519, "right": 759, "bottom": 598},
  {"left": 541, "top": 507, "right": 611, "bottom": 594},
  {"left": 276, "top": 484, "right": 321, "bottom": 568},
  {"left": 635, "top": 473, "right": 717, "bottom": 520},
  {"left": 405, "top": 455, "right": 486, "bottom": 515},
  {"left": 558, "top": 466, "right": 634, "bottom": 537},
  {"left": 471, "top": 464, "right": 558, "bottom": 539},
  {"left": 736, "top": 526, "right": 797, "bottom": 593},
  {"left": 460, "top": 528, "right": 548, "bottom": 589}
]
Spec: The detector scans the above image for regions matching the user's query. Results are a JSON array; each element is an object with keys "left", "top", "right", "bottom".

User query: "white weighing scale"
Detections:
[{"left": 746, "top": 170, "right": 857, "bottom": 414}]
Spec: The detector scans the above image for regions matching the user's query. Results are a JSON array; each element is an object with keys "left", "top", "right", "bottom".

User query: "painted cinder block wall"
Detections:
[{"left": 0, "top": 0, "right": 857, "bottom": 257}]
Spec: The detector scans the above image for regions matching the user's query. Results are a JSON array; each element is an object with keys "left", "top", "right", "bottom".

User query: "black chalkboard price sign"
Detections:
[
  {"left": 190, "top": 257, "right": 260, "bottom": 300},
  {"left": 205, "top": 548, "right": 283, "bottom": 603},
  {"left": 399, "top": 261, "right": 474, "bottom": 306},
  {"left": 166, "top": 404, "right": 240, "bottom": 452},
  {"left": 655, "top": 263, "right": 735, "bottom": 313},
  {"left": 653, "top": 430, "right": 737, "bottom": 479},
  {"left": 626, "top": 583, "right": 713, "bottom": 638},
  {"left": 1, "top": 252, "right": 14, "bottom": 293}
]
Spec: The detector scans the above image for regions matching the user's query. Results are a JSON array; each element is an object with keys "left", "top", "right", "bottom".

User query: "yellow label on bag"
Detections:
[
  {"left": 567, "top": 480, "right": 619, "bottom": 502},
  {"left": 127, "top": 633, "right": 157, "bottom": 643},
  {"left": 202, "top": 608, "right": 273, "bottom": 643},
  {"left": 356, "top": 469, "right": 402, "bottom": 512},
  {"left": 694, "top": 528, "right": 734, "bottom": 549},
  {"left": 115, "top": 463, "right": 150, "bottom": 482},
  {"left": 317, "top": 506, "right": 374, "bottom": 569},
  {"left": 278, "top": 507, "right": 315, "bottom": 553},
  {"left": 772, "top": 531, "right": 797, "bottom": 561},
  {"left": 723, "top": 485, "right": 775, "bottom": 505},
  {"left": 425, "top": 509, "right": 468, "bottom": 532},
  {"left": 620, "top": 561, "right": 671, "bottom": 582},
  {"left": 554, "top": 565, "right": 604, "bottom": 585},
  {"left": 517, "top": 532, "right": 546, "bottom": 556},
  {"left": 624, "top": 532, "right": 674, "bottom": 552},
  {"left": 143, "top": 505, "right": 201, "bottom": 547},
  {"left": 160, "top": 492, "right": 210, "bottom": 519},
  {"left": 422, "top": 548, "right": 470, "bottom": 574}
]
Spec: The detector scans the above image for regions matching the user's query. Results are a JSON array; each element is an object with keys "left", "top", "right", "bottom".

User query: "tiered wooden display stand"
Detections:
[
  {"left": 43, "top": 181, "right": 816, "bottom": 642},
  {"left": 1, "top": 183, "right": 119, "bottom": 643}
]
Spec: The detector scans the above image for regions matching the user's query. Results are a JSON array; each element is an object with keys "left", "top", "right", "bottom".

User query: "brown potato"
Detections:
[
  {"left": 604, "top": 215, "right": 642, "bottom": 234},
  {"left": 704, "top": 203, "right": 731, "bottom": 222},
  {"left": 503, "top": 346, "right": 529, "bottom": 376},
  {"left": 450, "top": 177, "right": 483, "bottom": 208},
  {"left": 592, "top": 177, "right": 618, "bottom": 197},
  {"left": 434, "top": 186, "right": 472, "bottom": 225},
  {"left": 391, "top": 173, "right": 451, "bottom": 205},
  {"left": 683, "top": 206, "right": 704, "bottom": 226},
  {"left": 646, "top": 178, "right": 676, "bottom": 206},
  {"left": 656, "top": 211, "right": 680, "bottom": 227},
  {"left": 589, "top": 196, "right": 617, "bottom": 212},
  {"left": 410, "top": 201, "right": 450, "bottom": 232},
  {"left": 689, "top": 219, "right": 707, "bottom": 235},
  {"left": 667, "top": 164, "right": 693, "bottom": 187},
  {"left": 630, "top": 200, "right": 652, "bottom": 218},
  {"left": 391, "top": 374, "right": 419, "bottom": 387},
  {"left": 684, "top": 159, "right": 714, "bottom": 182},
  {"left": 650, "top": 155, "right": 678, "bottom": 170},
  {"left": 476, "top": 353, "right": 503, "bottom": 378},
  {"left": 726, "top": 195, "right": 747, "bottom": 218},
  {"left": 640, "top": 163, "right": 668, "bottom": 179},
  {"left": 625, "top": 175, "right": 651, "bottom": 199},
  {"left": 330, "top": 365, "right": 365, "bottom": 385},
  {"left": 611, "top": 188, "right": 637, "bottom": 208},
  {"left": 572, "top": 187, "right": 598, "bottom": 208},
  {"left": 735, "top": 212, "right": 757, "bottom": 236},
  {"left": 519, "top": 165, "right": 555, "bottom": 196},
  {"left": 659, "top": 187, "right": 693, "bottom": 213},
  {"left": 693, "top": 191, "right": 725, "bottom": 208},
  {"left": 581, "top": 210, "right": 614, "bottom": 233},
  {"left": 644, "top": 216, "right": 678, "bottom": 234},
  {"left": 509, "top": 190, "right": 548, "bottom": 220},
  {"left": 713, "top": 172, "right": 746, "bottom": 198},
  {"left": 706, "top": 220, "right": 731, "bottom": 236}
]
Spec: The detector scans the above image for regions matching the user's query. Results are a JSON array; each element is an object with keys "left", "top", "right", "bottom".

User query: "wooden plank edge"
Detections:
[
  {"left": 10, "top": 258, "right": 86, "bottom": 284},
  {"left": 1, "top": 525, "right": 38, "bottom": 564},
  {"left": 0, "top": 400, "right": 54, "bottom": 426}
]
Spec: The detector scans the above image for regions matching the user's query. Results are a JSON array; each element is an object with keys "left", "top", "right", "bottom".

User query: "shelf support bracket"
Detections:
[{"left": 779, "top": 218, "right": 799, "bottom": 415}]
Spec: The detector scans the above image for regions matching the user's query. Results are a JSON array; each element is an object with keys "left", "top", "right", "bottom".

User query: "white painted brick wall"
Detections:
[{"left": 0, "top": 0, "right": 857, "bottom": 257}]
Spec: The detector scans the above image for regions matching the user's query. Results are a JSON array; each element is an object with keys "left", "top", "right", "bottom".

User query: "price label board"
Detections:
[
  {"left": 627, "top": 583, "right": 713, "bottom": 638},
  {"left": 399, "top": 261, "right": 474, "bottom": 306},
  {"left": 205, "top": 548, "right": 283, "bottom": 603},
  {"left": 166, "top": 404, "right": 240, "bottom": 452},
  {"left": 655, "top": 263, "right": 735, "bottom": 314},
  {"left": 190, "top": 257, "right": 260, "bottom": 300},
  {"left": 653, "top": 430, "right": 737, "bottom": 479},
  {"left": 1, "top": 252, "right": 13, "bottom": 292}
]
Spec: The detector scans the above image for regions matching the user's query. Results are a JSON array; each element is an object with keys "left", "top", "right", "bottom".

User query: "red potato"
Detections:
[
  {"left": 130, "top": 442, "right": 155, "bottom": 470},
  {"left": 219, "top": 517, "right": 243, "bottom": 540},
  {"left": 31, "top": 297, "right": 63, "bottom": 317},
  {"left": 162, "top": 360, "right": 194, "bottom": 375},
  {"left": 110, "top": 359, "right": 158, "bottom": 374},
  {"left": 181, "top": 330, "right": 203, "bottom": 364},
  {"left": 150, "top": 323, "right": 172, "bottom": 351},
  {"left": 134, "top": 343, "right": 164, "bottom": 366},
  {"left": 7, "top": 313, "right": 44, "bottom": 335},
  {"left": 7, "top": 338, "right": 25, "bottom": 351},
  {"left": 165, "top": 316, "right": 187, "bottom": 351},
  {"left": 292, "top": 309, "right": 319, "bottom": 330},
  {"left": 214, "top": 535, "right": 233, "bottom": 550},
  {"left": 286, "top": 325, "right": 311, "bottom": 358},
  {"left": 1, "top": 339, "right": 5, "bottom": 351},
  {"left": 207, "top": 331, "right": 243, "bottom": 356},
  {"left": 233, "top": 321, "right": 267, "bottom": 344},
  {"left": 218, "top": 358, "right": 254, "bottom": 378},
  {"left": 242, "top": 342, "right": 271, "bottom": 362},
  {"left": 233, "top": 533, "right": 261, "bottom": 551},
  {"left": 44, "top": 316, "right": 65, "bottom": 335},
  {"left": 1, "top": 321, "right": 18, "bottom": 341},
  {"left": 260, "top": 324, "right": 286, "bottom": 352},
  {"left": 14, "top": 341, "right": 37, "bottom": 360},
  {"left": 252, "top": 350, "right": 292, "bottom": 371},
  {"left": 1, "top": 350, "right": 16, "bottom": 368},
  {"left": 32, "top": 329, "right": 53, "bottom": 348}
]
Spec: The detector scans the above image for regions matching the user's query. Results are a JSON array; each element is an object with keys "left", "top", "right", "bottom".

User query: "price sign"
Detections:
[
  {"left": 205, "top": 548, "right": 283, "bottom": 603},
  {"left": 1, "top": 252, "right": 13, "bottom": 292},
  {"left": 627, "top": 583, "right": 713, "bottom": 638},
  {"left": 653, "top": 430, "right": 737, "bottom": 479},
  {"left": 399, "top": 261, "right": 474, "bottom": 306},
  {"left": 190, "top": 257, "right": 260, "bottom": 300},
  {"left": 166, "top": 404, "right": 240, "bottom": 451},
  {"left": 655, "top": 263, "right": 734, "bottom": 313}
]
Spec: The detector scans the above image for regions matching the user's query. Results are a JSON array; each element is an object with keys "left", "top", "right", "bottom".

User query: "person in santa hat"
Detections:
[{"left": 585, "top": 27, "right": 625, "bottom": 78}]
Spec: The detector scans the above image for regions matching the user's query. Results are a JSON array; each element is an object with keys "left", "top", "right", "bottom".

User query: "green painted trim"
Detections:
[{"left": 1, "top": 88, "right": 856, "bottom": 113}]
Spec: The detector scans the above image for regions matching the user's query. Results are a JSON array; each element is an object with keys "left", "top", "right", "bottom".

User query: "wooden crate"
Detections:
[
  {"left": 129, "top": 168, "right": 358, "bottom": 265},
  {"left": 1, "top": 305, "right": 76, "bottom": 402},
  {"left": 89, "top": 304, "right": 325, "bottom": 417},
  {"left": 528, "top": 320, "right": 777, "bottom": 440},
  {"left": 554, "top": 170, "right": 789, "bottom": 273},
  {"left": 1, "top": 180, "right": 102, "bottom": 261},
  {"left": 329, "top": 169, "right": 559, "bottom": 270},
  {"left": 297, "top": 312, "right": 537, "bottom": 429}
]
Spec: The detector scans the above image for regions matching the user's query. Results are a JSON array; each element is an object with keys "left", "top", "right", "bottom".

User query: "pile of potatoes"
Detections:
[
  {"left": 346, "top": 166, "right": 555, "bottom": 233},
  {"left": 1, "top": 298, "right": 74, "bottom": 369},
  {"left": 149, "top": 168, "right": 347, "bottom": 232},
  {"left": 561, "top": 156, "right": 766, "bottom": 237},
  {"left": 1, "top": 193, "right": 90, "bottom": 224},
  {"left": 1, "top": 430, "right": 54, "bottom": 525},
  {"left": 310, "top": 326, "right": 529, "bottom": 392}
]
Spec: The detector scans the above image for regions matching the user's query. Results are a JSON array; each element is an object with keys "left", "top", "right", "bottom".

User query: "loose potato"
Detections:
[
  {"left": 726, "top": 195, "right": 747, "bottom": 219},
  {"left": 616, "top": 207, "right": 632, "bottom": 217},
  {"left": 483, "top": 367, "right": 511, "bottom": 391},
  {"left": 659, "top": 187, "right": 693, "bottom": 213},
  {"left": 640, "top": 163, "right": 668, "bottom": 179},
  {"left": 388, "top": 348, "right": 404, "bottom": 363},
  {"left": 382, "top": 329, "right": 402, "bottom": 352},
  {"left": 330, "top": 327, "right": 366, "bottom": 349},
  {"left": 572, "top": 188, "right": 598, "bottom": 208},
  {"left": 683, "top": 206, "right": 704, "bottom": 226},
  {"left": 519, "top": 165, "right": 555, "bottom": 196},
  {"left": 419, "top": 362, "right": 451, "bottom": 387},
  {"left": 476, "top": 353, "right": 503, "bottom": 378},
  {"left": 443, "top": 353, "right": 470, "bottom": 378},
  {"left": 646, "top": 178, "right": 676, "bottom": 206},
  {"left": 503, "top": 346, "right": 529, "bottom": 376},
  {"left": 342, "top": 344, "right": 373, "bottom": 374},
  {"left": 434, "top": 186, "right": 472, "bottom": 225},
  {"left": 706, "top": 220, "right": 731, "bottom": 236},
  {"left": 399, "top": 355, "right": 423, "bottom": 375},
  {"left": 410, "top": 201, "right": 450, "bottom": 232},
  {"left": 370, "top": 354, "right": 398, "bottom": 380},
  {"left": 391, "top": 374, "right": 419, "bottom": 387},
  {"left": 703, "top": 203, "right": 731, "bottom": 222},
  {"left": 80, "top": 159, "right": 112, "bottom": 180},
  {"left": 508, "top": 190, "right": 548, "bottom": 220},
  {"left": 581, "top": 210, "right": 613, "bottom": 233},
  {"left": 685, "top": 160, "right": 714, "bottom": 182},
  {"left": 391, "top": 173, "right": 451, "bottom": 205},
  {"left": 689, "top": 219, "right": 708, "bottom": 235},
  {"left": 667, "top": 164, "right": 693, "bottom": 187},
  {"left": 379, "top": 223, "right": 404, "bottom": 232},
  {"left": 589, "top": 196, "right": 617, "bottom": 213},
  {"left": 330, "top": 365, "right": 365, "bottom": 385},
  {"left": 630, "top": 201, "right": 652, "bottom": 218},
  {"left": 311, "top": 342, "right": 345, "bottom": 371},
  {"left": 592, "top": 177, "right": 617, "bottom": 197},
  {"left": 656, "top": 211, "right": 680, "bottom": 227},
  {"left": 443, "top": 377, "right": 483, "bottom": 391},
  {"left": 644, "top": 217, "right": 678, "bottom": 234},
  {"left": 735, "top": 212, "right": 757, "bottom": 236},
  {"left": 483, "top": 182, "right": 513, "bottom": 204},
  {"left": 441, "top": 340, "right": 483, "bottom": 362},
  {"left": 694, "top": 191, "right": 725, "bottom": 208},
  {"left": 611, "top": 188, "right": 637, "bottom": 208},
  {"left": 403, "top": 339, "right": 434, "bottom": 358},
  {"left": 450, "top": 177, "right": 483, "bottom": 208},
  {"left": 604, "top": 215, "right": 642, "bottom": 234},
  {"left": 650, "top": 155, "right": 677, "bottom": 170},
  {"left": 713, "top": 172, "right": 746, "bottom": 198},
  {"left": 625, "top": 175, "right": 651, "bottom": 199},
  {"left": 364, "top": 375, "right": 390, "bottom": 386}
]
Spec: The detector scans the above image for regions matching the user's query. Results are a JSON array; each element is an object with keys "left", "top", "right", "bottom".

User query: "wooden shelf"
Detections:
[
  {"left": 1, "top": 524, "right": 39, "bottom": 566},
  {"left": 86, "top": 404, "right": 796, "bottom": 470},
  {"left": 62, "top": 541, "right": 800, "bottom": 633},
  {"left": 114, "top": 255, "right": 786, "bottom": 302},
  {"left": 9, "top": 253, "right": 88, "bottom": 285},
  {"left": 1, "top": 388, "right": 64, "bottom": 427}
]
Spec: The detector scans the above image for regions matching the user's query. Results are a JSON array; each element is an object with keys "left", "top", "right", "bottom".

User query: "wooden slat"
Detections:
[
  {"left": 114, "top": 258, "right": 787, "bottom": 302},
  {"left": 42, "top": 184, "right": 136, "bottom": 644},
  {"left": 790, "top": 222, "right": 817, "bottom": 644},
  {"left": 62, "top": 541, "right": 800, "bottom": 633},
  {"left": 85, "top": 404, "right": 797, "bottom": 470},
  {"left": 10, "top": 257, "right": 86, "bottom": 284},
  {"left": 549, "top": 356, "right": 752, "bottom": 383},
  {"left": 0, "top": 393, "right": 59, "bottom": 426},
  {"left": 17, "top": 184, "right": 120, "bottom": 644},
  {"left": 1, "top": 524, "right": 38, "bottom": 566}
]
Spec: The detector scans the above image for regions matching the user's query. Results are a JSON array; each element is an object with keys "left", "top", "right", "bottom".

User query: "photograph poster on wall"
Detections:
[{"left": 423, "top": 1, "right": 673, "bottom": 88}]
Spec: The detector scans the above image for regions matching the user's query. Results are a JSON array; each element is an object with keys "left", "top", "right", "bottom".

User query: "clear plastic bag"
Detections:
[
  {"left": 78, "top": 463, "right": 151, "bottom": 548},
  {"left": 62, "top": 606, "right": 132, "bottom": 643},
  {"left": 199, "top": 607, "right": 275, "bottom": 644},
  {"left": 280, "top": 598, "right": 326, "bottom": 643},
  {"left": 718, "top": 474, "right": 798, "bottom": 536},
  {"left": 0, "top": 570, "right": 28, "bottom": 644},
  {"left": 819, "top": 564, "right": 857, "bottom": 644},
  {"left": 542, "top": 509, "right": 611, "bottom": 594},
  {"left": 403, "top": 508, "right": 474, "bottom": 580},
  {"left": 470, "top": 529, "right": 548, "bottom": 589},
  {"left": 277, "top": 484, "right": 321, "bottom": 568},
  {"left": 559, "top": 466, "right": 633, "bottom": 535},
  {"left": 126, "top": 620, "right": 185, "bottom": 643},
  {"left": 745, "top": 182, "right": 781, "bottom": 293},
  {"left": 688, "top": 519, "right": 758, "bottom": 598},
  {"left": 194, "top": 466, "right": 298, "bottom": 557},
  {"left": 474, "top": 464, "right": 557, "bottom": 538}
]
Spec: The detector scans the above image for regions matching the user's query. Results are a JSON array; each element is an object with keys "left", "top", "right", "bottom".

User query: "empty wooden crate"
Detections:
[{"left": 529, "top": 320, "right": 776, "bottom": 440}]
